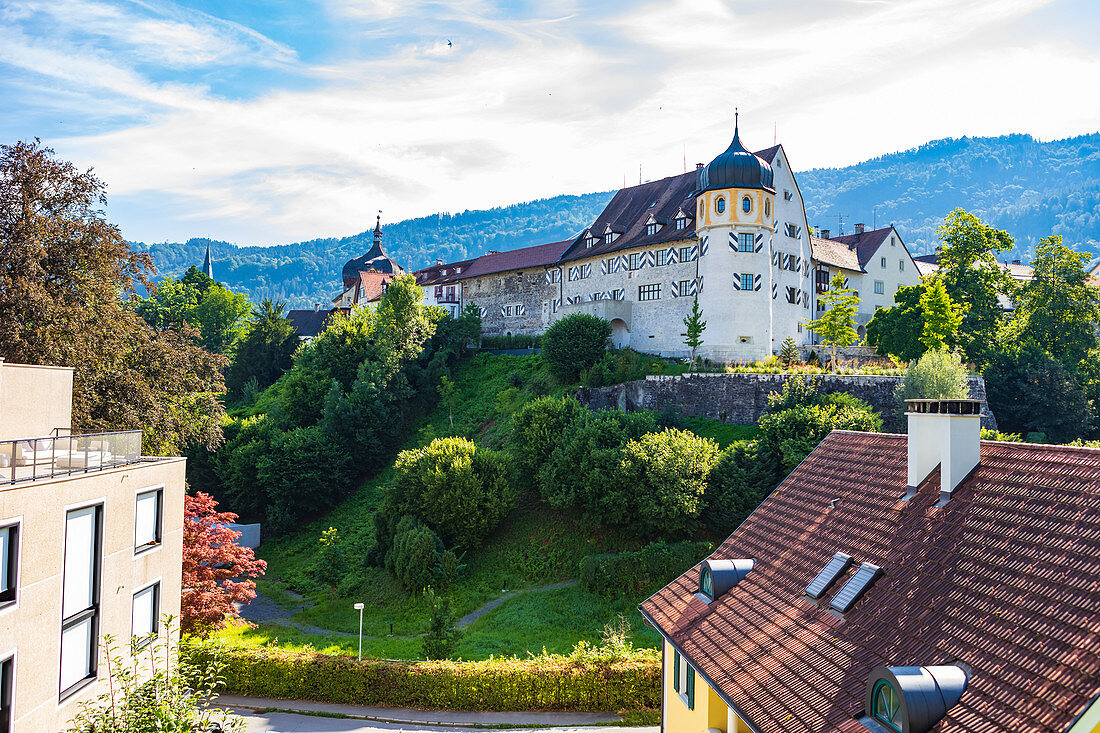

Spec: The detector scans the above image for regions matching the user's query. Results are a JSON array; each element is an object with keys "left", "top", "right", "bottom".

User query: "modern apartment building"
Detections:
[{"left": 0, "top": 359, "right": 186, "bottom": 732}]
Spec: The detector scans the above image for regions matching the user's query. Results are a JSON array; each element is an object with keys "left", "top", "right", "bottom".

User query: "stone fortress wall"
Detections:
[{"left": 575, "top": 372, "right": 996, "bottom": 433}]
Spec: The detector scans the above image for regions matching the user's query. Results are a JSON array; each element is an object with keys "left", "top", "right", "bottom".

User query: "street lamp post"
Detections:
[{"left": 353, "top": 602, "right": 365, "bottom": 660}]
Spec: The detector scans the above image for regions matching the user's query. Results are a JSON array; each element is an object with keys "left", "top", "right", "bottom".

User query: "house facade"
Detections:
[
  {"left": 0, "top": 360, "right": 185, "bottom": 732},
  {"left": 640, "top": 399, "right": 1100, "bottom": 733}
]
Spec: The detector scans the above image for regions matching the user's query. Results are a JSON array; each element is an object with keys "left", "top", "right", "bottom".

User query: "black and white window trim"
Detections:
[
  {"left": 0, "top": 521, "right": 18, "bottom": 608},
  {"left": 131, "top": 581, "right": 161, "bottom": 650},
  {"left": 61, "top": 503, "right": 102, "bottom": 698},
  {"left": 135, "top": 487, "right": 163, "bottom": 554}
]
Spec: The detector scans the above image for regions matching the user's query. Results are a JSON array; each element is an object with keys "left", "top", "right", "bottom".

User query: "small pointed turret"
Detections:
[
  {"left": 202, "top": 244, "right": 214, "bottom": 279},
  {"left": 341, "top": 210, "right": 404, "bottom": 287}
]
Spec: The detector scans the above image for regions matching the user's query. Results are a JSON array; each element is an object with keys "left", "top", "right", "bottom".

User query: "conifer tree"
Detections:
[
  {"left": 682, "top": 296, "right": 707, "bottom": 369},
  {"left": 918, "top": 277, "right": 964, "bottom": 352},
  {"left": 778, "top": 336, "right": 800, "bottom": 369},
  {"left": 807, "top": 274, "right": 860, "bottom": 372}
]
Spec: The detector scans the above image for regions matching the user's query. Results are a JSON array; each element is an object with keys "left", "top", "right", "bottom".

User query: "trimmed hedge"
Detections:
[
  {"left": 580, "top": 541, "right": 713, "bottom": 598},
  {"left": 195, "top": 647, "right": 659, "bottom": 712}
]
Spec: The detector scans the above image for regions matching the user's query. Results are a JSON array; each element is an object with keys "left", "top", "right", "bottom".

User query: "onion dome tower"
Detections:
[
  {"left": 341, "top": 212, "right": 404, "bottom": 288},
  {"left": 697, "top": 116, "right": 774, "bottom": 194}
]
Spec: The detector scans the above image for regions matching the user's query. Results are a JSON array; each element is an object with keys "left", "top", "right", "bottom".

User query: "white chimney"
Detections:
[{"left": 905, "top": 399, "right": 982, "bottom": 505}]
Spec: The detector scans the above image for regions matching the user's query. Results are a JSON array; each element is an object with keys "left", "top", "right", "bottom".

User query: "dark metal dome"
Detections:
[
  {"left": 342, "top": 213, "right": 404, "bottom": 286},
  {"left": 698, "top": 122, "right": 774, "bottom": 193}
]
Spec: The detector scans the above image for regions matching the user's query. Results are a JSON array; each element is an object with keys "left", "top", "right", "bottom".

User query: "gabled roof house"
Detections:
[{"left": 642, "top": 399, "right": 1100, "bottom": 733}]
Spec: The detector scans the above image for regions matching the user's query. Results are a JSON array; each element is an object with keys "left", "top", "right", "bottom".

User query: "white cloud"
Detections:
[{"left": 4, "top": 0, "right": 1096, "bottom": 246}]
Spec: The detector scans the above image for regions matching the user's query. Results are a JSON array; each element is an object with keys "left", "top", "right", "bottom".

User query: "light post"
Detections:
[{"left": 353, "top": 602, "right": 365, "bottom": 660}]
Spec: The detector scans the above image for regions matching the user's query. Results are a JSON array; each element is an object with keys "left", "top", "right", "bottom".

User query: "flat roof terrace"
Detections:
[{"left": 0, "top": 430, "right": 143, "bottom": 486}]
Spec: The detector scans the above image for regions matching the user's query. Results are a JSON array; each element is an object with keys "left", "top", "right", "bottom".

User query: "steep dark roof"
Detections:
[
  {"left": 459, "top": 239, "right": 572, "bottom": 278},
  {"left": 559, "top": 172, "right": 698, "bottom": 263},
  {"left": 286, "top": 309, "right": 333, "bottom": 338},
  {"left": 414, "top": 258, "right": 478, "bottom": 287},
  {"left": 640, "top": 431, "right": 1100, "bottom": 733},
  {"left": 827, "top": 227, "right": 896, "bottom": 268}
]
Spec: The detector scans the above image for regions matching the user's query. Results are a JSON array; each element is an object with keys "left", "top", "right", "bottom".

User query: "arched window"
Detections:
[
  {"left": 872, "top": 680, "right": 903, "bottom": 733},
  {"left": 764, "top": 198, "right": 771, "bottom": 218},
  {"left": 715, "top": 197, "right": 726, "bottom": 215},
  {"left": 700, "top": 567, "right": 713, "bottom": 598},
  {"left": 742, "top": 196, "right": 752, "bottom": 214}
]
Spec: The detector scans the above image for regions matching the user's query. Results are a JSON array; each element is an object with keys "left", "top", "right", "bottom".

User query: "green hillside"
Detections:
[{"left": 142, "top": 132, "right": 1100, "bottom": 307}]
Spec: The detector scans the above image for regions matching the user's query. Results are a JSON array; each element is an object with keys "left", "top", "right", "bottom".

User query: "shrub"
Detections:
[
  {"left": 579, "top": 541, "right": 713, "bottom": 598},
  {"left": 509, "top": 396, "right": 587, "bottom": 489},
  {"left": 386, "top": 437, "right": 515, "bottom": 549},
  {"left": 387, "top": 516, "right": 445, "bottom": 592},
  {"left": 192, "top": 645, "right": 659, "bottom": 712},
  {"left": 706, "top": 441, "right": 782, "bottom": 534},
  {"left": 421, "top": 587, "right": 460, "bottom": 660},
  {"left": 610, "top": 429, "right": 721, "bottom": 537},
  {"left": 257, "top": 424, "right": 354, "bottom": 533},
  {"left": 896, "top": 349, "right": 969, "bottom": 404},
  {"left": 580, "top": 348, "right": 664, "bottom": 387},
  {"left": 538, "top": 409, "right": 656, "bottom": 510},
  {"left": 541, "top": 313, "right": 612, "bottom": 383}
]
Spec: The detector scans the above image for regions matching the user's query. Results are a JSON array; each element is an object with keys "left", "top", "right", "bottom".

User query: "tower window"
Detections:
[
  {"left": 739, "top": 273, "right": 754, "bottom": 291},
  {"left": 738, "top": 233, "right": 754, "bottom": 252},
  {"left": 742, "top": 196, "right": 752, "bottom": 214},
  {"left": 764, "top": 198, "right": 771, "bottom": 218},
  {"left": 715, "top": 197, "right": 726, "bottom": 215}
]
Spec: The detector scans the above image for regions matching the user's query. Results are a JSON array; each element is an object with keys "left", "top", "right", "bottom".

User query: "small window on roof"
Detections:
[
  {"left": 830, "top": 562, "right": 882, "bottom": 613},
  {"left": 805, "top": 552, "right": 853, "bottom": 599}
]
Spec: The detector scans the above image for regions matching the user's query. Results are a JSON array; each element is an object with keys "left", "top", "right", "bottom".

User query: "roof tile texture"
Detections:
[{"left": 640, "top": 431, "right": 1100, "bottom": 733}]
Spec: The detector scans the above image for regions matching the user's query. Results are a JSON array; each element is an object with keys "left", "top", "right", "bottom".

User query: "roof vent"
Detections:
[
  {"left": 862, "top": 665, "right": 969, "bottom": 733},
  {"left": 695, "top": 558, "right": 754, "bottom": 604},
  {"left": 805, "top": 552, "right": 853, "bottom": 599},
  {"left": 829, "top": 562, "right": 881, "bottom": 612},
  {"left": 906, "top": 399, "right": 981, "bottom": 505}
]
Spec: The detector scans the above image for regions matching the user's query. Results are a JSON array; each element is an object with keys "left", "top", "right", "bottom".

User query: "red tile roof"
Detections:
[
  {"left": 457, "top": 239, "right": 572, "bottom": 278},
  {"left": 810, "top": 236, "right": 862, "bottom": 272},
  {"left": 333, "top": 271, "right": 392, "bottom": 305},
  {"left": 414, "top": 258, "right": 478, "bottom": 286},
  {"left": 640, "top": 432, "right": 1100, "bottom": 733}
]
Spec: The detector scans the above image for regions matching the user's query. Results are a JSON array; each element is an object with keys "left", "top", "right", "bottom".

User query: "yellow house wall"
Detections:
[
  {"left": 663, "top": 640, "right": 753, "bottom": 733},
  {"left": 695, "top": 189, "right": 773, "bottom": 230}
]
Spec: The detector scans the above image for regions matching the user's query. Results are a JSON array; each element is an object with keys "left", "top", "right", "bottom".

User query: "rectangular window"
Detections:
[
  {"left": 445, "top": 286, "right": 456, "bottom": 300},
  {"left": 740, "top": 273, "right": 754, "bottom": 291},
  {"left": 638, "top": 284, "right": 661, "bottom": 301},
  {"left": 674, "top": 651, "right": 695, "bottom": 710},
  {"left": 604, "top": 258, "right": 615, "bottom": 273},
  {"left": 656, "top": 250, "right": 668, "bottom": 266},
  {"left": 679, "top": 280, "right": 691, "bottom": 296},
  {"left": 433, "top": 285, "right": 443, "bottom": 298},
  {"left": 0, "top": 523, "right": 17, "bottom": 607},
  {"left": 880, "top": 256, "right": 887, "bottom": 268},
  {"left": 135, "top": 488, "right": 162, "bottom": 553},
  {"left": 891, "top": 236, "right": 896, "bottom": 247},
  {"left": 132, "top": 582, "right": 160, "bottom": 649},
  {"left": 874, "top": 281, "right": 884, "bottom": 295},
  {"left": 899, "top": 259, "right": 905, "bottom": 272},
  {"left": 679, "top": 246, "right": 692, "bottom": 262},
  {"left": 61, "top": 505, "right": 101, "bottom": 697},
  {"left": 1, "top": 656, "right": 11, "bottom": 733},
  {"left": 628, "top": 253, "right": 641, "bottom": 270},
  {"left": 646, "top": 223, "right": 658, "bottom": 236},
  {"left": 785, "top": 223, "right": 797, "bottom": 238},
  {"left": 738, "top": 233, "right": 754, "bottom": 252},
  {"left": 784, "top": 190, "right": 793, "bottom": 201},
  {"left": 676, "top": 217, "right": 687, "bottom": 230},
  {"left": 550, "top": 269, "right": 560, "bottom": 283}
]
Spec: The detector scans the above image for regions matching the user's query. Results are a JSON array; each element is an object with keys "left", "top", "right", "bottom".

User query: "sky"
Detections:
[{"left": 2, "top": 0, "right": 1099, "bottom": 246}]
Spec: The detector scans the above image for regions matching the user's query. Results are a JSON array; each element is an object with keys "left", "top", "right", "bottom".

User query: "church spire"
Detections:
[
  {"left": 202, "top": 244, "right": 213, "bottom": 279},
  {"left": 373, "top": 210, "right": 382, "bottom": 248}
]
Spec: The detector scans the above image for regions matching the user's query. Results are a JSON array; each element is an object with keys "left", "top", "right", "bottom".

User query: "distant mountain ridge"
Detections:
[{"left": 140, "top": 132, "right": 1100, "bottom": 307}]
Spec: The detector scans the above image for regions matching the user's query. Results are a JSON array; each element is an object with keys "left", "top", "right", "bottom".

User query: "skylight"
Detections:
[
  {"left": 805, "top": 552, "right": 853, "bottom": 599},
  {"left": 830, "top": 562, "right": 882, "bottom": 613}
]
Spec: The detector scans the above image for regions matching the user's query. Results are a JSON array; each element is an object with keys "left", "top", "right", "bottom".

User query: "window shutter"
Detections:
[
  {"left": 673, "top": 651, "right": 680, "bottom": 692},
  {"left": 687, "top": 665, "right": 695, "bottom": 709}
]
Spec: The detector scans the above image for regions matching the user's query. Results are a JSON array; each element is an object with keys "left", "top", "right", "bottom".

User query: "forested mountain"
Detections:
[{"left": 142, "top": 132, "right": 1100, "bottom": 307}]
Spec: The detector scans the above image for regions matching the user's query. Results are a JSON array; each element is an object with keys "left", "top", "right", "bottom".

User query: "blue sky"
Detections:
[{"left": 2, "top": 0, "right": 1099, "bottom": 246}]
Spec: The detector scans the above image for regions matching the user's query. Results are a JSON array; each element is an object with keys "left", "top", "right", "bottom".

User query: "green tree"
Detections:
[
  {"left": 935, "top": 208, "right": 1015, "bottom": 366},
  {"left": 778, "top": 336, "right": 800, "bottom": 369},
  {"left": 421, "top": 587, "right": 460, "bottom": 660},
  {"left": 1013, "top": 235, "right": 1100, "bottom": 370},
  {"left": 541, "top": 313, "right": 611, "bottom": 383},
  {"left": 681, "top": 296, "right": 707, "bottom": 368},
  {"left": 192, "top": 283, "right": 251, "bottom": 354},
  {"left": 225, "top": 298, "right": 299, "bottom": 399},
  {"left": 315, "top": 527, "right": 348, "bottom": 599},
  {"left": 705, "top": 440, "right": 781, "bottom": 535},
  {"left": 0, "top": 140, "right": 226, "bottom": 455},
  {"left": 438, "top": 375, "right": 457, "bottom": 427},
  {"left": 614, "top": 429, "right": 721, "bottom": 537},
  {"left": 918, "top": 277, "right": 964, "bottom": 352},
  {"left": 896, "top": 349, "right": 969, "bottom": 404},
  {"left": 984, "top": 342, "right": 1092, "bottom": 443},
  {"left": 509, "top": 396, "right": 587, "bottom": 492},
  {"left": 807, "top": 274, "right": 860, "bottom": 371},
  {"left": 866, "top": 283, "right": 925, "bottom": 362}
]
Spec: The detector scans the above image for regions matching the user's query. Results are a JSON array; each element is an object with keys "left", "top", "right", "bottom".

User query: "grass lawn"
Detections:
[{"left": 681, "top": 418, "right": 759, "bottom": 448}]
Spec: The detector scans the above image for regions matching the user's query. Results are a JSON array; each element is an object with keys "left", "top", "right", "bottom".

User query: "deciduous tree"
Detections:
[
  {"left": 918, "top": 277, "right": 964, "bottom": 352},
  {"left": 182, "top": 492, "right": 266, "bottom": 637},
  {"left": 807, "top": 274, "right": 860, "bottom": 371}
]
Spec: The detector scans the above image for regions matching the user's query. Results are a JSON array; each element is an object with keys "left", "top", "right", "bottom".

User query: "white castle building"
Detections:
[{"left": 408, "top": 120, "right": 919, "bottom": 361}]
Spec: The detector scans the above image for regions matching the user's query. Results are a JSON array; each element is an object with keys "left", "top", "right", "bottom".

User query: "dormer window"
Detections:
[
  {"left": 861, "top": 666, "right": 969, "bottom": 733},
  {"left": 644, "top": 215, "right": 661, "bottom": 237},
  {"left": 455, "top": 266, "right": 461, "bottom": 274},
  {"left": 675, "top": 212, "right": 688, "bottom": 230},
  {"left": 441, "top": 268, "right": 447, "bottom": 276},
  {"left": 584, "top": 230, "right": 598, "bottom": 248},
  {"left": 695, "top": 558, "right": 754, "bottom": 604}
]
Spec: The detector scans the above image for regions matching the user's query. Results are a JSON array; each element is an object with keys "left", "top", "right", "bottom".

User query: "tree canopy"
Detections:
[{"left": 807, "top": 273, "right": 860, "bottom": 371}]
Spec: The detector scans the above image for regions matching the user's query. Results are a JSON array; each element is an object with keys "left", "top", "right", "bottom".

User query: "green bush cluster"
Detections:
[
  {"left": 580, "top": 348, "right": 667, "bottom": 387},
  {"left": 385, "top": 516, "right": 462, "bottom": 593},
  {"left": 895, "top": 349, "right": 970, "bottom": 405},
  {"left": 480, "top": 334, "right": 541, "bottom": 350},
  {"left": 579, "top": 541, "right": 713, "bottom": 598},
  {"left": 541, "top": 313, "right": 612, "bottom": 382},
  {"left": 191, "top": 646, "right": 660, "bottom": 712}
]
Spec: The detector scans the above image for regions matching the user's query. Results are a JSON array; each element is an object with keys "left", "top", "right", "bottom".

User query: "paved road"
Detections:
[{"left": 236, "top": 709, "right": 657, "bottom": 733}]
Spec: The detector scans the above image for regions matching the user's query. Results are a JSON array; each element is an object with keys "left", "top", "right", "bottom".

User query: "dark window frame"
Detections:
[
  {"left": 638, "top": 284, "right": 661, "bottom": 301},
  {"left": 131, "top": 581, "right": 161, "bottom": 651},
  {"left": 0, "top": 655, "right": 12, "bottom": 733},
  {"left": 134, "top": 488, "right": 163, "bottom": 555},
  {"left": 738, "top": 233, "right": 754, "bottom": 252},
  {"left": 60, "top": 504, "right": 103, "bottom": 700},
  {"left": 0, "top": 523, "right": 18, "bottom": 607}
]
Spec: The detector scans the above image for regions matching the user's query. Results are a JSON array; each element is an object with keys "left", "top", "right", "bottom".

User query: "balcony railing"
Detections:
[{"left": 0, "top": 430, "right": 142, "bottom": 485}]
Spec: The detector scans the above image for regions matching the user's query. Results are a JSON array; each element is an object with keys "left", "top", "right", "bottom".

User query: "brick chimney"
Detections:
[
  {"left": 820, "top": 229, "right": 831, "bottom": 239},
  {"left": 905, "top": 399, "right": 982, "bottom": 506},
  {"left": 855, "top": 222, "right": 865, "bottom": 235}
]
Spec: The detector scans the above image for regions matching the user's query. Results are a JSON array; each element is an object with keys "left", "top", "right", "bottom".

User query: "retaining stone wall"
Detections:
[{"left": 575, "top": 373, "right": 996, "bottom": 433}]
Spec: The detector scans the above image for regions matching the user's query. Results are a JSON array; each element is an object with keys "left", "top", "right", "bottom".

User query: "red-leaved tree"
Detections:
[{"left": 182, "top": 492, "right": 266, "bottom": 637}]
